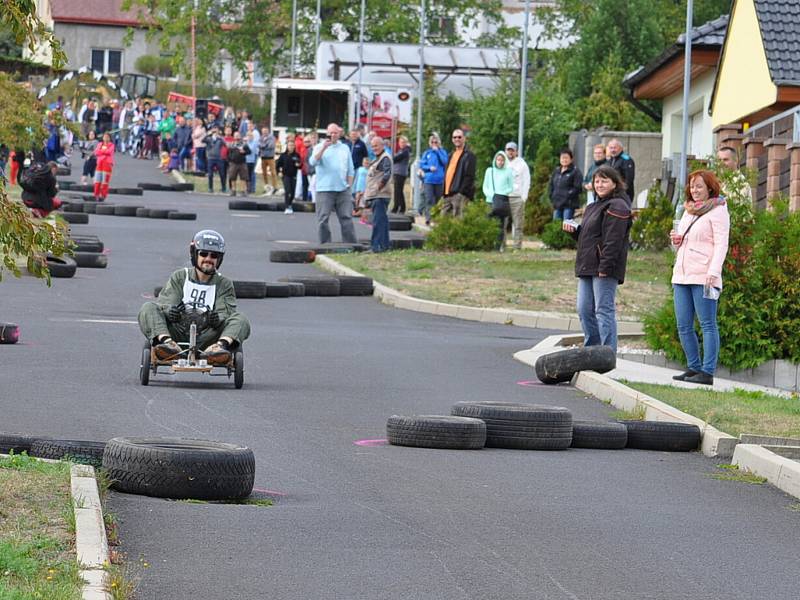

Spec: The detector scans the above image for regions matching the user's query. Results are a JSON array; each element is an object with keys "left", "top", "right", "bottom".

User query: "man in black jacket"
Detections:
[
  {"left": 441, "top": 129, "right": 476, "bottom": 218},
  {"left": 606, "top": 139, "right": 635, "bottom": 202}
]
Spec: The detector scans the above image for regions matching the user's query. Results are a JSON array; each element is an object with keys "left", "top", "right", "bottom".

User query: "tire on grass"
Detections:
[
  {"left": 269, "top": 248, "right": 316, "bottom": 263},
  {"left": 622, "top": 421, "right": 701, "bottom": 452},
  {"left": 0, "top": 322, "right": 20, "bottom": 344},
  {"left": 570, "top": 421, "right": 628, "bottom": 450},
  {"left": 73, "top": 252, "right": 108, "bottom": 269},
  {"left": 30, "top": 439, "right": 106, "bottom": 467},
  {"left": 102, "top": 437, "right": 255, "bottom": 500},
  {"left": 278, "top": 275, "right": 340, "bottom": 296},
  {"left": 534, "top": 346, "right": 616, "bottom": 385},
  {"left": 451, "top": 401, "right": 573, "bottom": 450},
  {"left": 334, "top": 275, "right": 374, "bottom": 296},
  {"left": 387, "top": 415, "right": 487, "bottom": 449},
  {"left": 232, "top": 280, "right": 268, "bottom": 299},
  {"left": 309, "top": 243, "right": 365, "bottom": 255},
  {"left": 46, "top": 255, "right": 77, "bottom": 278},
  {"left": 0, "top": 433, "right": 44, "bottom": 454},
  {"left": 61, "top": 212, "right": 89, "bottom": 224}
]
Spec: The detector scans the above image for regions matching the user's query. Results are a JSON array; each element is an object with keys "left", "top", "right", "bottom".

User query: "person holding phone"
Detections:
[
  {"left": 669, "top": 169, "right": 730, "bottom": 386},
  {"left": 417, "top": 133, "right": 449, "bottom": 225}
]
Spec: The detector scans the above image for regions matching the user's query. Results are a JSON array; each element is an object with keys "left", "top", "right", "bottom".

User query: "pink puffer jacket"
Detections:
[{"left": 671, "top": 202, "right": 730, "bottom": 288}]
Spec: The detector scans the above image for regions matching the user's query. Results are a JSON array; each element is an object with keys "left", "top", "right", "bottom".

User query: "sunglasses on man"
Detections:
[{"left": 198, "top": 250, "right": 220, "bottom": 259}]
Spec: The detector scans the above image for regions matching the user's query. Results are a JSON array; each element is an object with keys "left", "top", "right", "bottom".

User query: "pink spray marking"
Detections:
[
  {"left": 354, "top": 438, "right": 388, "bottom": 447},
  {"left": 517, "top": 380, "right": 545, "bottom": 387}
]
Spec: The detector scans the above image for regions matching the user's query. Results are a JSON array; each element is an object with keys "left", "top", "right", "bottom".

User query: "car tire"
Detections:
[
  {"left": 113, "top": 187, "right": 144, "bottom": 196},
  {"left": 69, "top": 237, "right": 103, "bottom": 253},
  {"left": 62, "top": 202, "right": 84, "bottom": 213},
  {"left": 135, "top": 207, "right": 151, "bottom": 217},
  {"left": 30, "top": 439, "right": 106, "bottom": 467},
  {"left": 140, "top": 341, "right": 151, "bottom": 386},
  {"left": 147, "top": 208, "right": 172, "bottom": 219},
  {"left": 46, "top": 255, "right": 77, "bottom": 278},
  {"left": 0, "top": 433, "right": 47, "bottom": 454},
  {"left": 278, "top": 275, "right": 340, "bottom": 296},
  {"left": 259, "top": 202, "right": 282, "bottom": 211},
  {"left": 167, "top": 212, "right": 197, "bottom": 220},
  {"left": 61, "top": 212, "right": 89, "bottom": 224},
  {"left": 308, "top": 243, "right": 366, "bottom": 255},
  {"left": 265, "top": 282, "right": 291, "bottom": 298},
  {"left": 114, "top": 205, "right": 141, "bottom": 217},
  {"left": 334, "top": 275, "right": 374, "bottom": 296},
  {"left": 387, "top": 415, "right": 487, "bottom": 450},
  {"left": 170, "top": 183, "right": 195, "bottom": 191},
  {"left": 570, "top": 421, "right": 628, "bottom": 450},
  {"left": 229, "top": 200, "right": 258, "bottom": 211},
  {"left": 102, "top": 437, "right": 255, "bottom": 500},
  {"left": 269, "top": 248, "right": 316, "bottom": 263},
  {"left": 95, "top": 204, "right": 117, "bottom": 215},
  {"left": 232, "top": 280, "right": 268, "bottom": 299},
  {"left": 292, "top": 201, "right": 315, "bottom": 213},
  {"left": 622, "top": 421, "right": 701, "bottom": 452},
  {"left": 81, "top": 202, "right": 98, "bottom": 214},
  {"left": 451, "top": 401, "right": 573, "bottom": 450},
  {"left": 0, "top": 322, "right": 20, "bottom": 344},
  {"left": 287, "top": 282, "right": 305, "bottom": 297},
  {"left": 137, "top": 182, "right": 163, "bottom": 190},
  {"left": 388, "top": 216, "right": 413, "bottom": 231},
  {"left": 534, "top": 346, "right": 617, "bottom": 385},
  {"left": 73, "top": 252, "right": 108, "bottom": 268}
]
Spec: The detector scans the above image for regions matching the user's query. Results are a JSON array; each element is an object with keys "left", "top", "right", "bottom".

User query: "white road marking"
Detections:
[
  {"left": 82, "top": 319, "right": 138, "bottom": 324},
  {"left": 231, "top": 213, "right": 261, "bottom": 218},
  {"left": 274, "top": 240, "right": 309, "bottom": 244}
]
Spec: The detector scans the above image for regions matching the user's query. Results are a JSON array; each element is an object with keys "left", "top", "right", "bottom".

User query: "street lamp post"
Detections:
[
  {"left": 356, "top": 0, "right": 366, "bottom": 130},
  {"left": 291, "top": 0, "right": 298, "bottom": 77},
  {"left": 518, "top": 0, "right": 531, "bottom": 158},
  {"left": 412, "top": 0, "right": 425, "bottom": 215},
  {"left": 677, "top": 0, "right": 694, "bottom": 213},
  {"left": 191, "top": 0, "right": 198, "bottom": 111}
]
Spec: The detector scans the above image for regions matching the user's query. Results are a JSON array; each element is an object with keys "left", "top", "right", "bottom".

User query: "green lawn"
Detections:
[
  {"left": 0, "top": 453, "right": 83, "bottom": 600},
  {"left": 332, "top": 248, "right": 673, "bottom": 320},
  {"left": 623, "top": 381, "right": 800, "bottom": 438}
]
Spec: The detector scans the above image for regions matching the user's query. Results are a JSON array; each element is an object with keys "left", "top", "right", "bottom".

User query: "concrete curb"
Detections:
[
  {"left": 314, "top": 255, "right": 643, "bottom": 334},
  {"left": 733, "top": 444, "right": 800, "bottom": 500},
  {"left": 0, "top": 455, "right": 111, "bottom": 599},
  {"left": 512, "top": 335, "right": 738, "bottom": 458},
  {"left": 170, "top": 170, "right": 187, "bottom": 185}
]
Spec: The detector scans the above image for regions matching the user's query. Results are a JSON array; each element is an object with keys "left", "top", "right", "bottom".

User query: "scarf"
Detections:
[{"left": 684, "top": 196, "right": 725, "bottom": 216}]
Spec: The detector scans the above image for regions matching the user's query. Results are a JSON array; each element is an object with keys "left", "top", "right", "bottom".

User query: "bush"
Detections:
[
  {"left": 540, "top": 220, "right": 576, "bottom": 249},
  {"left": 524, "top": 137, "right": 555, "bottom": 235},
  {"left": 425, "top": 201, "right": 500, "bottom": 251},
  {"left": 630, "top": 185, "right": 674, "bottom": 251},
  {"left": 643, "top": 162, "right": 799, "bottom": 370}
]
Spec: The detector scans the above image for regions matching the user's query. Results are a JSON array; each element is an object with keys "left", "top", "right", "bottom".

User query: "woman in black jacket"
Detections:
[
  {"left": 391, "top": 136, "right": 410, "bottom": 214},
  {"left": 548, "top": 147, "right": 583, "bottom": 221},
  {"left": 562, "top": 165, "right": 632, "bottom": 352}
]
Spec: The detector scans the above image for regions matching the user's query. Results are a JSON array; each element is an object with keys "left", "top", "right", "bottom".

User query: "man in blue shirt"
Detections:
[{"left": 310, "top": 123, "right": 357, "bottom": 244}]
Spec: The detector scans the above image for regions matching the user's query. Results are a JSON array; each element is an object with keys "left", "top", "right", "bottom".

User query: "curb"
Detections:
[
  {"left": 314, "top": 255, "right": 643, "bottom": 334},
  {"left": 512, "top": 334, "right": 738, "bottom": 458},
  {"left": 733, "top": 444, "right": 800, "bottom": 499},
  {"left": 170, "top": 170, "right": 187, "bottom": 185},
  {"left": 0, "top": 455, "right": 111, "bottom": 599}
]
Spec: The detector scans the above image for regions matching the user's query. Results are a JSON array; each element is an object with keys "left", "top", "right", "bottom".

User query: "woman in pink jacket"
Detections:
[
  {"left": 93, "top": 132, "right": 115, "bottom": 201},
  {"left": 669, "top": 169, "right": 730, "bottom": 385}
]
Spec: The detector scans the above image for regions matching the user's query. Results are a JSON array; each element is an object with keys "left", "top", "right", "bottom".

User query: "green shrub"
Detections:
[
  {"left": 643, "top": 161, "right": 799, "bottom": 370},
  {"left": 425, "top": 201, "right": 500, "bottom": 251},
  {"left": 630, "top": 185, "right": 674, "bottom": 250},
  {"left": 540, "top": 220, "right": 576, "bottom": 249},
  {"left": 524, "top": 137, "right": 555, "bottom": 235}
]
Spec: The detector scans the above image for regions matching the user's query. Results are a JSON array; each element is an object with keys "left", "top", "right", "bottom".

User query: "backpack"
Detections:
[{"left": 19, "top": 162, "right": 52, "bottom": 193}]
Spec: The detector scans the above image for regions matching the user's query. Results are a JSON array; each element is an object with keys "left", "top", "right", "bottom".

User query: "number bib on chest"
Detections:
[{"left": 182, "top": 268, "right": 216, "bottom": 310}]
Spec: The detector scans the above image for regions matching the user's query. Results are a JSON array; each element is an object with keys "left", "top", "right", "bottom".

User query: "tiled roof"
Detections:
[
  {"left": 677, "top": 14, "right": 729, "bottom": 46},
  {"left": 50, "top": 0, "right": 143, "bottom": 27},
  {"left": 754, "top": 0, "right": 800, "bottom": 85}
]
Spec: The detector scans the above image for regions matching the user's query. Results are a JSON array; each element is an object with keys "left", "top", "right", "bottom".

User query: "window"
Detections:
[{"left": 91, "top": 49, "right": 123, "bottom": 75}]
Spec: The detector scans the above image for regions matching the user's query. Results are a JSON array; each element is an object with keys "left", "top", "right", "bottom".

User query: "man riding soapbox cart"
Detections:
[{"left": 138, "top": 230, "right": 251, "bottom": 389}]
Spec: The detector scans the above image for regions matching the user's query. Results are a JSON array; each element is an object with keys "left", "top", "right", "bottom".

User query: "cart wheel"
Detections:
[
  {"left": 234, "top": 350, "right": 244, "bottom": 389},
  {"left": 140, "top": 342, "right": 151, "bottom": 386}
]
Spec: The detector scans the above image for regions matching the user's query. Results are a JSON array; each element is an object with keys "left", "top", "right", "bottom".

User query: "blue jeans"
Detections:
[
  {"left": 673, "top": 284, "right": 720, "bottom": 375},
  {"left": 195, "top": 147, "right": 207, "bottom": 172},
  {"left": 553, "top": 207, "right": 574, "bottom": 221},
  {"left": 370, "top": 198, "right": 390, "bottom": 252},
  {"left": 422, "top": 183, "right": 443, "bottom": 221},
  {"left": 577, "top": 276, "right": 619, "bottom": 352}
]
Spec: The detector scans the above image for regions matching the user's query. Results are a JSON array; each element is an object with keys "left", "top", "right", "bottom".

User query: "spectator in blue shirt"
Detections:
[
  {"left": 417, "top": 132, "right": 449, "bottom": 225},
  {"left": 310, "top": 123, "right": 357, "bottom": 244}
]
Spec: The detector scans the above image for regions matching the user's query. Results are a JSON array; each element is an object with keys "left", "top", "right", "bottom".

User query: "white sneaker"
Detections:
[
  {"left": 284, "top": 207, "right": 293, "bottom": 214},
  {"left": 264, "top": 185, "right": 274, "bottom": 195},
  {"left": 276, "top": 188, "right": 284, "bottom": 195}
]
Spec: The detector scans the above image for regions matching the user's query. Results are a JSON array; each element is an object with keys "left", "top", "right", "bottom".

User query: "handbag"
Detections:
[{"left": 491, "top": 170, "right": 510, "bottom": 215}]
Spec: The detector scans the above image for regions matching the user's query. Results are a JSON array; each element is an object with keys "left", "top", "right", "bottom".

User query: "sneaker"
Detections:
[
  {"left": 154, "top": 339, "right": 181, "bottom": 361},
  {"left": 276, "top": 188, "right": 284, "bottom": 195},
  {"left": 203, "top": 342, "right": 231, "bottom": 365},
  {"left": 230, "top": 189, "right": 236, "bottom": 197},
  {"left": 284, "top": 207, "right": 294, "bottom": 214},
  {"left": 684, "top": 371, "right": 713, "bottom": 385},
  {"left": 264, "top": 185, "right": 274, "bottom": 195},
  {"left": 672, "top": 369, "right": 698, "bottom": 381}
]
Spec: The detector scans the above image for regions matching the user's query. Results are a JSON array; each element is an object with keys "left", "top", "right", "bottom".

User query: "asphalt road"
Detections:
[{"left": 2, "top": 155, "right": 799, "bottom": 599}]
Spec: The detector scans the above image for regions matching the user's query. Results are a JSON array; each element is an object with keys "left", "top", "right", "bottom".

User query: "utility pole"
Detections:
[
  {"left": 291, "top": 0, "right": 298, "bottom": 77},
  {"left": 356, "top": 0, "right": 366, "bottom": 130},
  {"left": 517, "top": 0, "right": 531, "bottom": 158},
  {"left": 412, "top": 0, "right": 426, "bottom": 215},
  {"left": 315, "top": 0, "right": 322, "bottom": 56},
  {"left": 677, "top": 0, "right": 694, "bottom": 213},
  {"left": 191, "top": 0, "right": 198, "bottom": 109}
]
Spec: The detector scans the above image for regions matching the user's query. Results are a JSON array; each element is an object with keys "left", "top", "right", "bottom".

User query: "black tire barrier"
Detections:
[
  {"left": 95, "top": 204, "right": 117, "bottom": 215},
  {"left": 265, "top": 282, "right": 291, "bottom": 298},
  {"left": 387, "top": 415, "right": 487, "bottom": 450},
  {"left": 30, "top": 439, "right": 106, "bottom": 467},
  {"left": 61, "top": 212, "right": 89, "bottom": 224},
  {"left": 135, "top": 207, "right": 150, "bottom": 217},
  {"left": 0, "top": 323, "right": 20, "bottom": 345},
  {"left": 73, "top": 252, "right": 108, "bottom": 269},
  {"left": 292, "top": 201, "right": 316, "bottom": 213},
  {"left": 269, "top": 248, "right": 316, "bottom": 263},
  {"left": 58, "top": 180, "right": 74, "bottom": 190},
  {"left": 622, "top": 421, "right": 702, "bottom": 452},
  {"left": 102, "top": 437, "right": 255, "bottom": 500},
  {"left": 278, "top": 275, "right": 340, "bottom": 296},
  {"left": 187, "top": 170, "right": 206, "bottom": 177},
  {"left": 388, "top": 215, "right": 414, "bottom": 231},
  {"left": 170, "top": 183, "right": 194, "bottom": 191},
  {"left": 259, "top": 202, "right": 282, "bottom": 211},
  {"left": 309, "top": 243, "right": 366, "bottom": 255},
  {"left": 114, "top": 205, "right": 141, "bottom": 217},
  {"left": 287, "top": 282, "right": 305, "bottom": 297},
  {"left": 111, "top": 187, "right": 144, "bottom": 196},
  {"left": 0, "top": 432, "right": 44, "bottom": 454},
  {"left": 451, "top": 401, "right": 573, "bottom": 450},
  {"left": 82, "top": 202, "right": 98, "bottom": 214},
  {"left": 56, "top": 166, "right": 71, "bottom": 176},
  {"left": 69, "top": 237, "right": 103, "bottom": 253},
  {"left": 167, "top": 212, "right": 197, "bottom": 220},
  {"left": 390, "top": 237, "right": 425, "bottom": 250},
  {"left": 69, "top": 184, "right": 94, "bottom": 193},
  {"left": 534, "top": 346, "right": 617, "bottom": 385},
  {"left": 62, "top": 202, "right": 84, "bottom": 213},
  {"left": 137, "top": 182, "right": 165, "bottom": 190},
  {"left": 46, "top": 255, "right": 77, "bottom": 278},
  {"left": 147, "top": 208, "right": 172, "bottom": 219},
  {"left": 233, "top": 280, "right": 268, "bottom": 299},
  {"left": 570, "top": 421, "right": 628, "bottom": 450},
  {"left": 229, "top": 200, "right": 259, "bottom": 211},
  {"left": 334, "top": 275, "right": 374, "bottom": 296}
]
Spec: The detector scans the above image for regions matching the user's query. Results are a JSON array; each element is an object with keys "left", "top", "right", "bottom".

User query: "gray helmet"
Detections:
[{"left": 189, "top": 229, "right": 226, "bottom": 268}]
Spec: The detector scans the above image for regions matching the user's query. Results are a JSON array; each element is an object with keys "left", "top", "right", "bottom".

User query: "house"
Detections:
[{"left": 623, "top": 15, "right": 728, "bottom": 162}]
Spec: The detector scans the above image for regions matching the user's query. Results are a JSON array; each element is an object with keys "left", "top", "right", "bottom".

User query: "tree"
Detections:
[{"left": 1, "top": 0, "right": 66, "bottom": 68}]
